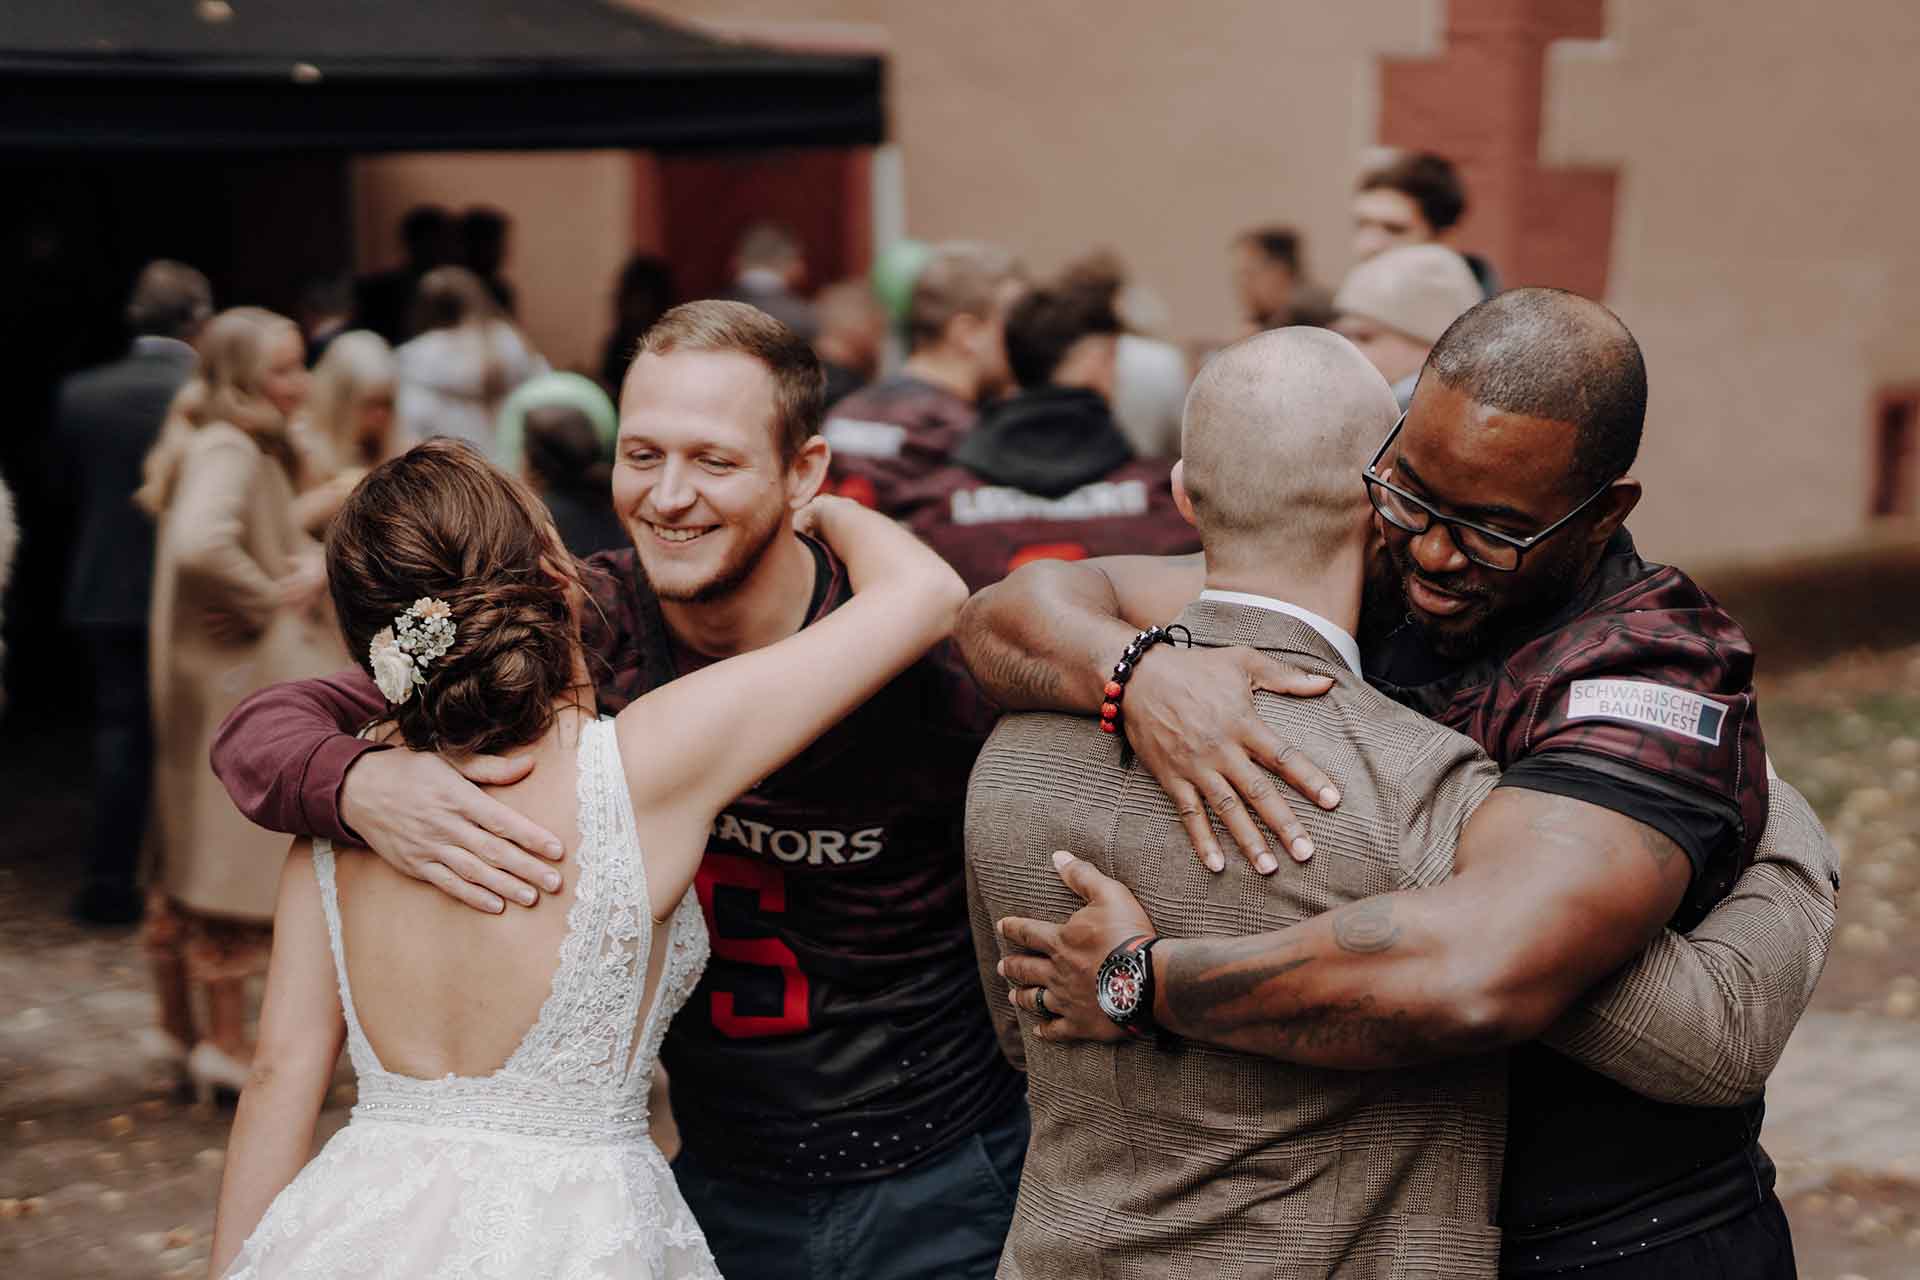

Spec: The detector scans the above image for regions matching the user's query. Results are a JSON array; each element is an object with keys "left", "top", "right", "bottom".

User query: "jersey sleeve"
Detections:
[
  {"left": 1489, "top": 620, "right": 1769, "bottom": 926},
  {"left": 209, "top": 669, "right": 386, "bottom": 845},
  {"left": 1498, "top": 751, "right": 1733, "bottom": 886}
]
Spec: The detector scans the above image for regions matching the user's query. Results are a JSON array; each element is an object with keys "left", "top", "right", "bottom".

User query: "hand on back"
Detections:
[
  {"left": 1121, "top": 644, "right": 1343, "bottom": 873},
  {"left": 339, "top": 747, "right": 565, "bottom": 913}
]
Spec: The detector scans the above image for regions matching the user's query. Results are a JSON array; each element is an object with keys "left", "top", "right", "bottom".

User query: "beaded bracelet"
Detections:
[{"left": 1099, "top": 625, "right": 1191, "bottom": 759}]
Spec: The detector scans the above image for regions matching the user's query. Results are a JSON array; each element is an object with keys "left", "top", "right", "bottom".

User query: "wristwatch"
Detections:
[{"left": 1094, "top": 934, "right": 1164, "bottom": 1038}]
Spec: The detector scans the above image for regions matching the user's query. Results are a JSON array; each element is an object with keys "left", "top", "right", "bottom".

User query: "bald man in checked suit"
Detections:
[{"left": 967, "top": 331, "right": 1509, "bottom": 1276}]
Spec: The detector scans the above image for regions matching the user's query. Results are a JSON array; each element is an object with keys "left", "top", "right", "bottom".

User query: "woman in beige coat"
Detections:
[{"left": 136, "top": 307, "right": 348, "bottom": 1100}]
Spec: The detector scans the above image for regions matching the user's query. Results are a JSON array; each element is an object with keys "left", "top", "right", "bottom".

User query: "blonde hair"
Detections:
[
  {"left": 136, "top": 307, "right": 300, "bottom": 516},
  {"left": 304, "top": 330, "right": 398, "bottom": 475}
]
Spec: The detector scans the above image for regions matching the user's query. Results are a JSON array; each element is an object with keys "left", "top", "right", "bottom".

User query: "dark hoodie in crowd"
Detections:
[{"left": 897, "top": 385, "right": 1198, "bottom": 593}]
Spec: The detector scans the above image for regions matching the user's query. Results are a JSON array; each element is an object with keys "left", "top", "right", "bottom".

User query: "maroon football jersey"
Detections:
[
  {"left": 579, "top": 538, "right": 1022, "bottom": 1187},
  {"left": 1370, "top": 532, "right": 1766, "bottom": 910},
  {"left": 1368, "top": 530, "right": 1772, "bottom": 1271},
  {"left": 821, "top": 373, "right": 978, "bottom": 516},
  {"left": 899, "top": 457, "right": 1202, "bottom": 594}
]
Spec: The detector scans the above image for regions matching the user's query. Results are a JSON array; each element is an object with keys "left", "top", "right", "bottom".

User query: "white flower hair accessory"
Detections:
[{"left": 368, "top": 597, "right": 458, "bottom": 705}]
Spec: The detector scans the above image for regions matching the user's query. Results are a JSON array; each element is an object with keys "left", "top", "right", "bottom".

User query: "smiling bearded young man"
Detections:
[
  {"left": 956, "top": 290, "right": 1838, "bottom": 1278},
  {"left": 209, "top": 301, "right": 1027, "bottom": 1280}
]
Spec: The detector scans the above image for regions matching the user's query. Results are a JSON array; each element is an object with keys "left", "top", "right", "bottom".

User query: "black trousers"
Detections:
[
  {"left": 81, "top": 626, "right": 153, "bottom": 894},
  {"left": 1529, "top": 1193, "right": 1797, "bottom": 1279}
]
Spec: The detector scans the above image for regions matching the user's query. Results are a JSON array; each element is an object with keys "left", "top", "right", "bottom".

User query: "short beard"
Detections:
[
  {"left": 1392, "top": 540, "right": 1586, "bottom": 662},
  {"left": 650, "top": 505, "right": 785, "bottom": 606}
]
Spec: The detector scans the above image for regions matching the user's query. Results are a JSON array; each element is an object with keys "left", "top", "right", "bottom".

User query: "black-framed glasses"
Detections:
[{"left": 1360, "top": 411, "right": 1612, "bottom": 573}]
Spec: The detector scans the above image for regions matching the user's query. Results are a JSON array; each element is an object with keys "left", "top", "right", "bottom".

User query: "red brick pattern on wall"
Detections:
[{"left": 1379, "top": 0, "right": 1617, "bottom": 298}]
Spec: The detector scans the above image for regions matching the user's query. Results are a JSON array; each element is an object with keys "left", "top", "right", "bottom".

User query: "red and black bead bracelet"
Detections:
[{"left": 1099, "top": 625, "right": 1192, "bottom": 754}]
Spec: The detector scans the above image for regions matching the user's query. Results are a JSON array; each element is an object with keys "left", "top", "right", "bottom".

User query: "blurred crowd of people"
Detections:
[{"left": 30, "top": 146, "right": 1494, "bottom": 1101}]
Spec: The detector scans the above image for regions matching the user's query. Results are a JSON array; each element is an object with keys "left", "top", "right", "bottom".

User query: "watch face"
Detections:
[{"left": 1097, "top": 950, "right": 1146, "bottom": 1021}]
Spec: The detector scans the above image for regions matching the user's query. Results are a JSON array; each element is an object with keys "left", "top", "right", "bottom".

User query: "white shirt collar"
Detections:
[{"left": 1198, "top": 589, "right": 1363, "bottom": 677}]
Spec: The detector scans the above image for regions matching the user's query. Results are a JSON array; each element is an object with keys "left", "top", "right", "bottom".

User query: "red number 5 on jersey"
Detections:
[{"left": 694, "top": 852, "right": 812, "bottom": 1038}]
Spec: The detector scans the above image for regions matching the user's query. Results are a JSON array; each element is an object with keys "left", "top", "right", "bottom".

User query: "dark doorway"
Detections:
[
  {"left": 654, "top": 148, "right": 872, "bottom": 304},
  {"left": 0, "top": 151, "right": 352, "bottom": 715}
]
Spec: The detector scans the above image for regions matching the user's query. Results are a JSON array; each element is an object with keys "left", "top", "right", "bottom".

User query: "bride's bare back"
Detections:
[{"left": 334, "top": 713, "right": 678, "bottom": 1081}]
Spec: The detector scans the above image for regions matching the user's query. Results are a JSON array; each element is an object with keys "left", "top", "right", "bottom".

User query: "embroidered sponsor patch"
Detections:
[
  {"left": 823, "top": 417, "right": 908, "bottom": 459},
  {"left": 1566, "top": 678, "right": 1728, "bottom": 746}
]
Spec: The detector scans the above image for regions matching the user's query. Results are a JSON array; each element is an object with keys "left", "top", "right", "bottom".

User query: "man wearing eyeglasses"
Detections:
[{"left": 958, "top": 289, "right": 1831, "bottom": 1278}]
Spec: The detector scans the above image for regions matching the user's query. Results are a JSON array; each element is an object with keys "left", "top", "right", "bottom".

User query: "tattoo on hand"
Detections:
[{"left": 1331, "top": 899, "right": 1399, "bottom": 953}]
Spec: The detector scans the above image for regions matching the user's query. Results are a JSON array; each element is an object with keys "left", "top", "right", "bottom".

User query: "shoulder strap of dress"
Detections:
[
  {"left": 311, "top": 839, "right": 384, "bottom": 1074},
  {"left": 590, "top": 716, "right": 669, "bottom": 1092}
]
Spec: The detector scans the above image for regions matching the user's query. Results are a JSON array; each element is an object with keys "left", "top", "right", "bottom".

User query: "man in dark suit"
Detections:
[{"left": 55, "top": 259, "right": 211, "bottom": 925}]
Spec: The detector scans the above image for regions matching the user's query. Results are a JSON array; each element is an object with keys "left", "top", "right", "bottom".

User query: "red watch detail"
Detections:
[{"left": 1094, "top": 933, "right": 1162, "bottom": 1037}]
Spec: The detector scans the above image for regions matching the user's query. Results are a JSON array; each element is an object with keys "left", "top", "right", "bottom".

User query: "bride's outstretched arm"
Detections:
[
  {"left": 207, "top": 844, "right": 347, "bottom": 1278},
  {"left": 615, "top": 498, "right": 967, "bottom": 910}
]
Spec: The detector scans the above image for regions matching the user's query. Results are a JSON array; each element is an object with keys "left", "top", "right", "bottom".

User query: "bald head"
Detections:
[{"left": 1180, "top": 328, "right": 1398, "bottom": 570}]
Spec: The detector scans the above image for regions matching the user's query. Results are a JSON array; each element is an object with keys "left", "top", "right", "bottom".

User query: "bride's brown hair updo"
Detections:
[{"left": 325, "top": 439, "right": 588, "bottom": 757}]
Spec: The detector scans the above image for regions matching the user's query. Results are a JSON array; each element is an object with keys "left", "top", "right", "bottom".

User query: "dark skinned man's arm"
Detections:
[
  {"left": 956, "top": 554, "right": 1341, "bottom": 871},
  {"left": 1002, "top": 788, "right": 1693, "bottom": 1069}
]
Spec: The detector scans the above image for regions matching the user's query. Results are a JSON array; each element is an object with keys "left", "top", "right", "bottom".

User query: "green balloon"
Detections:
[{"left": 871, "top": 239, "right": 933, "bottom": 327}]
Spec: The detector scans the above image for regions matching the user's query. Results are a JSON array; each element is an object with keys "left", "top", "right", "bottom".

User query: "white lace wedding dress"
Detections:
[{"left": 224, "top": 718, "right": 721, "bottom": 1279}]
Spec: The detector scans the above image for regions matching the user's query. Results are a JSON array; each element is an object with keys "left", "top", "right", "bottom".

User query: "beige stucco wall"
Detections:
[
  {"left": 657, "top": 0, "right": 1920, "bottom": 570},
  {"left": 650, "top": 0, "right": 1438, "bottom": 343},
  {"left": 1543, "top": 0, "right": 1920, "bottom": 565},
  {"left": 351, "top": 151, "right": 638, "bottom": 373},
  {"left": 345, "top": 4, "right": 1920, "bottom": 569}
]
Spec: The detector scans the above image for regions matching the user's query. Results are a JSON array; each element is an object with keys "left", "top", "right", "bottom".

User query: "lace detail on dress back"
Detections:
[{"left": 311, "top": 717, "right": 709, "bottom": 1142}]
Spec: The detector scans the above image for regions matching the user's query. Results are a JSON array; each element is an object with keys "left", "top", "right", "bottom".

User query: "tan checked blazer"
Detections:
[{"left": 968, "top": 598, "right": 1508, "bottom": 1279}]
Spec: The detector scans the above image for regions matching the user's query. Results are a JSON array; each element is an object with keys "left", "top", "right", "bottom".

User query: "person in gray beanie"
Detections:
[{"left": 1331, "top": 244, "right": 1485, "bottom": 409}]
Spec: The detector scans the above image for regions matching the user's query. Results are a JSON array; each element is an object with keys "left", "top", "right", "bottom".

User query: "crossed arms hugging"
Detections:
[
  {"left": 203, "top": 436, "right": 969, "bottom": 1276},
  {"left": 961, "top": 308, "right": 1835, "bottom": 1276}
]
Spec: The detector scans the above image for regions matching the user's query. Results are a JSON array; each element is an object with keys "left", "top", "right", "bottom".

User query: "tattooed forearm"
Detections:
[
  {"left": 1152, "top": 887, "right": 1516, "bottom": 1066},
  {"left": 1330, "top": 899, "right": 1399, "bottom": 953},
  {"left": 965, "top": 636, "right": 1074, "bottom": 709},
  {"left": 1162, "top": 936, "right": 1312, "bottom": 1036},
  {"left": 1158, "top": 932, "right": 1435, "bottom": 1065},
  {"left": 954, "top": 566, "right": 1136, "bottom": 711}
]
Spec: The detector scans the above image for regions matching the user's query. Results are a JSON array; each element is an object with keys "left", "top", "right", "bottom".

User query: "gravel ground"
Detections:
[{"left": 2, "top": 648, "right": 1918, "bottom": 1278}]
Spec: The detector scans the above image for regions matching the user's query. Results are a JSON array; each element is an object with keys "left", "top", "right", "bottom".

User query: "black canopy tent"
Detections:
[
  {"left": 0, "top": 1, "right": 888, "bottom": 714},
  {"left": 0, "top": 0, "right": 886, "bottom": 152}
]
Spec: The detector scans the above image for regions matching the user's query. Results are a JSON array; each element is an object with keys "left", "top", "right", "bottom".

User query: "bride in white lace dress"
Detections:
[{"left": 206, "top": 441, "right": 967, "bottom": 1279}]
